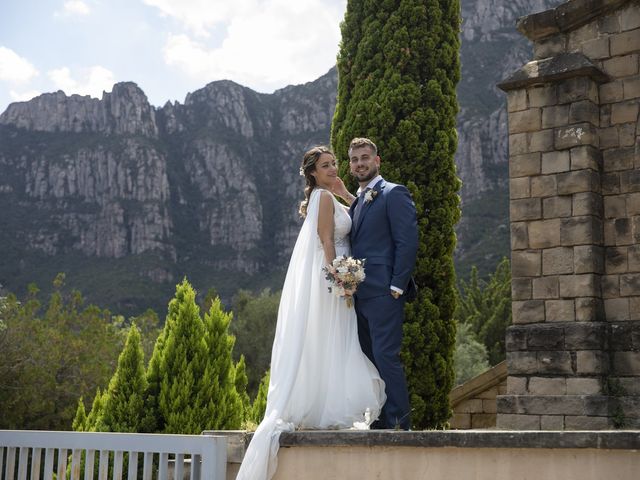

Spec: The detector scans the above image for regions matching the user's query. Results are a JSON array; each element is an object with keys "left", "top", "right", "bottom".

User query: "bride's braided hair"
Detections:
[{"left": 299, "top": 145, "right": 334, "bottom": 218}]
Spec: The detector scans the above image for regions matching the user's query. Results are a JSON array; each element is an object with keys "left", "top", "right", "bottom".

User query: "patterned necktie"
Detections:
[{"left": 353, "top": 189, "right": 368, "bottom": 228}]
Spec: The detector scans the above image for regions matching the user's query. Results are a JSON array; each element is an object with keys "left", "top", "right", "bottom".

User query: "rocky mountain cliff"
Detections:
[
  {"left": 454, "top": 0, "right": 563, "bottom": 275},
  {"left": 0, "top": 0, "right": 563, "bottom": 314},
  {"left": 0, "top": 73, "right": 337, "bottom": 312}
]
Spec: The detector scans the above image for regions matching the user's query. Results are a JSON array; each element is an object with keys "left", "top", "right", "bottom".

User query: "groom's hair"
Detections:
[{"left": 348, "top": 137, "right": 377, "bottom": 156}]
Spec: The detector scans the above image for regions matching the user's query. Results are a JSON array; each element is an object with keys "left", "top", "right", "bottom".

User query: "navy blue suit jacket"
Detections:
[{"left": 349, "top": 179, "right": 418, "bottom": 300}]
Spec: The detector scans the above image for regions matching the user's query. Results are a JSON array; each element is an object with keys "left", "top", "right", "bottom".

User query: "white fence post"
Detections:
[{"left": 0, "top": 431, "right": 226, "bottom": 480}]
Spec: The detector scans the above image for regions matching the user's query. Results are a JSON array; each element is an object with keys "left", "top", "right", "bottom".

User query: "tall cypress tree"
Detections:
[
  {"left": 72, "top": 397, "right": 87, "bottom": 432},
  {"left": 99, "top": 324, "right": 148, "bottom": 432},
  {"left": 332, "top": 0, "right": 461, "bottom": 428},
  {"left": 145, "top": 279, "right": 244, "bottom": 433},
  {"left": 202, "top": 297, "right": 244, "bottom": 429},
  {"left": 249, "top": 370, "right": 270, "bottom": 425},
  {"left": 83, "top": 387, "right": 107, "bottom": 431},
  {"left": 147, "top": 279, "right": 212, "bottom": 433},
  {"left": 71, "top": 328, "right": 146, "bottom": 479},
  {"left": 143, "top": 326, "right": 166, "bottom": 432},
  {"left": 234, "top": 355, "right": 251, "bottom": 421}
]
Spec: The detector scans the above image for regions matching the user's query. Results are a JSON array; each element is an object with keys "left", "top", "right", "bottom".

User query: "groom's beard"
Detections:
[{"left": 353, "top": 166, "right": 379, "bottom": 184}]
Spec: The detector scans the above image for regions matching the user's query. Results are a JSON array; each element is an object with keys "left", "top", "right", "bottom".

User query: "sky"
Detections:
[{"left": 0, "top": 0, "right": 347, "bottom": 113}]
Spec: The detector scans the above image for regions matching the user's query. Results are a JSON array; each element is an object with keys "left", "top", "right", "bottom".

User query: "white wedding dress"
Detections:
[{"left": 235, "top": 188, "right": 386, "bottom": 480}]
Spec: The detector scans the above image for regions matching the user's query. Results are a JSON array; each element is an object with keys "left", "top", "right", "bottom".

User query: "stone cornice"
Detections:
[
  {"left": 517, "top": 0, "right": 633, "bottom": 41},
  {"left": 278, "top": 430, "right": 640, "bottom": 449},
  {"left": 208, "top": 430, "right": 640, "bottom": 457},
  {"left": 497, "top": 52, "right": 609, "bottom": 91}
]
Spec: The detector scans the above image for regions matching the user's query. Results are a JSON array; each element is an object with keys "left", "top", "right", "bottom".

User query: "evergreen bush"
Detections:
[
  {"left": 249, "top": 370, "right": 270, "bottom": 425},
  {"left": 99, "top": 324, "right": 148, "bottom": 432},
  {"left": 456, "top": 257, "right": 511, "bottom": 365},
  {"left": 144, "top": 279, "right": 245, "bottom": 433}
]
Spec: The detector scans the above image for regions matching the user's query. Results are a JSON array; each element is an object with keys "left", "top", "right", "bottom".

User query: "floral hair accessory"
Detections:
[
  {"left": 299, "top": 167, "right": 305, "bottom": 176},
  {"left": 364, "top": 189, "right": 378, "bottom": 203}
]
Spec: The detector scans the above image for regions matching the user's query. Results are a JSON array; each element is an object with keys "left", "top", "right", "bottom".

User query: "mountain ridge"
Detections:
[{"left": 0, "top": 0, "right": 564, "bottom": 313}]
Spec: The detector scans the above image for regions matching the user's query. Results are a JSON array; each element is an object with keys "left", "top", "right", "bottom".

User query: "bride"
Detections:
[{"left": 235, "top": 146, "right": 386, "bottom": 480}]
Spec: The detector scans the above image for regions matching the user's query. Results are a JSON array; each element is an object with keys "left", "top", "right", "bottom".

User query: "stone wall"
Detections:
[
  {"left": 211, "top": 430, "right": 640, "bottom": 480},
  {"left": 450, "top": 362, "right": 507, "bottom": 429},
  {"left": 497, "top": 0, "right": 640, "bottom": 429}
]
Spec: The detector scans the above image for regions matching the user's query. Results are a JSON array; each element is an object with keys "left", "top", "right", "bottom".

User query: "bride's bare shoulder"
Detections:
[{"left": 317, "top": 189, "right": 335, "bottom": 212}]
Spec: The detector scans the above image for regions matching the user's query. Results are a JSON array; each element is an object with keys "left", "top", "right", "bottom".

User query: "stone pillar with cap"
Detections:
[{"left": 496, "top": 0, "right": 640, "bottom": 430}]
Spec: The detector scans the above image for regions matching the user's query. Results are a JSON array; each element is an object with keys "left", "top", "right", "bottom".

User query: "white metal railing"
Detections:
[{"left": 0, "top": 430, "right": 226, "bottom": 480}]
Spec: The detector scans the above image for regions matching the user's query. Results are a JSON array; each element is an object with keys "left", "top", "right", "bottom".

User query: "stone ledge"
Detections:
[
  {"left": 206, "top": 429, "right": 640, "bottom": 466},
  {"left": 517, "top": 0, "right": 631, "bottom": 41},
  {"left": 499, "top": 53, "right": 609, "bottom": 91},
  {"left": 276, "top": 429, "right": 640, "bottom": 449}
]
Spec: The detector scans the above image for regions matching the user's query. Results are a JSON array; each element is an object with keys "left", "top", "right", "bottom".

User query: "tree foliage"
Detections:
[
  {"left": 84, "top": 388, "right": 107, "bottom": 432},
  {"left": 230, "top": 289, "right": 280, "bottom": 396},
  {"left": 126, "top": 309, "right": 162, "bottom": 362},
  {"left": 202, "top": 295, "right": 244, "bottom": 430},
  {"left": 143, "top": 279, "right": 245, "bottom": 433},
  {"left": 235, "top": 355, "right": 251, "bottom": 420},
  {"left": 72, "top": 397, "right": 88, "bottom": 432},
  {"left": 75, "top": 327, "right": 148, "bottom": 480},
  {"left": 0, "top": 275, "right": 123, "bottom": 430},
  {"left": 1, "top": 275, "right": 251, "bottom": 432},
  {"left": 97, "top": 324, "right": 148, "bottom": 432},
  {"left": 453, "top": 322, "right": 490, "bottom": 385},
  {"left": 332, "top": 0, "right": 462, "bottom": 428},
  {"left": 249, "top": 370, "right": 270, "bottom": 425},
  {"left": 456, "top": 257, "right": 511, "bottom": 365}
]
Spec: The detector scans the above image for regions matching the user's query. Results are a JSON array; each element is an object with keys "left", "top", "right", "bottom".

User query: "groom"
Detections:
[{"left": 348, "top": 137, "right": 418, "bottom": 430}]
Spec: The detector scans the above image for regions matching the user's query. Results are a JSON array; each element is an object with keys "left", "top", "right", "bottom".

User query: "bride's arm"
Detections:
[
  {"left": 317, "top": 190, "right": 337, "bottom": 264},
  {"left": 331, "top": 177, "right": 356, "bottom": 206}
]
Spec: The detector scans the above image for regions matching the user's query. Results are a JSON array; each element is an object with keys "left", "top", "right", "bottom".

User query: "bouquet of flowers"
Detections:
[{"left": 322, "top": 255, "right": 366, "bottom": 307}]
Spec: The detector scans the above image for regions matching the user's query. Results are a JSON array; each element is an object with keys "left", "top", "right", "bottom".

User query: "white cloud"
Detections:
[
  {"left": 47, "top": 65, "right": 115, "bottom": 98},
  {"left": 9, "top": 89, "right": 41, "bottom": 102},
  {"left": 0, "top": 47, "right": 39, "bottom": 84},
  {"left": 143, "top": 0, "right": 258, "bottom": 37},
  {"left": 61, "top": 0, "right": 91, "bottom": 16},
  {"left": 162, "top": 0, "right": 345, "bottom": 92}
]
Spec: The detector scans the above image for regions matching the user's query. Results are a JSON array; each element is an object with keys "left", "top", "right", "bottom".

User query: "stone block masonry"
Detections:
[
  {"left": 498, "top": 0, "right": 640, "bottom": 430},
  {"left": 449, "top": 363, "right": 508, "bottom": 429}
]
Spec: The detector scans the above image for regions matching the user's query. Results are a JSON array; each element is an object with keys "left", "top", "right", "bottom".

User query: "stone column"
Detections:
[{"left": 496, "top": 0, "right": 640, "bottom": 429}]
